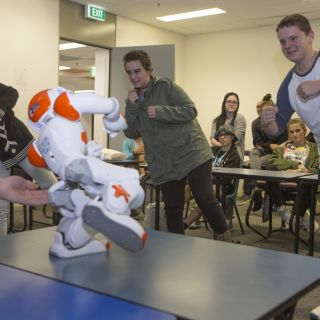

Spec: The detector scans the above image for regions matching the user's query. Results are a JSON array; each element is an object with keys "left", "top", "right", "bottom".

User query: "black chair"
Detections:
[{"left": 245, "top": 180, "right": 297, "bottom": 239}]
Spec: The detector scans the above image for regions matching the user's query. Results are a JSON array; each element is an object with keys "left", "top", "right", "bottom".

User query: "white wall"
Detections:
[
  {"left": 0, "top": 0, "right": 59, "bottom": 124},
  {"left": 116, "top": 16, "right": 320, "bottom": 150},
  {"left": 115, "top": 16, "right": 186, "bottom": 86},
  {"left": 1, "top": 5, "right": 319, "bottom": 150},
  {"left": 184, "top": 21, "right": 320, "bottom": 149}
]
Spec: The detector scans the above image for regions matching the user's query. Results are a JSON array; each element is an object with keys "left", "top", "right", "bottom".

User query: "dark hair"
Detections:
[
  {"left": 123, "top": 50, "right": 153, "bottom": 72},
  {"left": 276, "top": 14, "right": 312, "bottom": 35},
  {"left": 214, "top": 92, "right": 240, "bottom": 130}
]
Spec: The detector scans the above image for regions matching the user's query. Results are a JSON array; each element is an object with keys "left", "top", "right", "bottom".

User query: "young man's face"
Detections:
[
  {"left": 277, "top": 25, "right": 314, "bottom": 64},
  {"left": 125, "top": 60, "right": 151, "bottom": 89}
]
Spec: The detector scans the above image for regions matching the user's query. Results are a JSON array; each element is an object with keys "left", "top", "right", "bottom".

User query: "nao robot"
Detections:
[{"left": 27, "top": 87, "right": 147, "bottom": 258}]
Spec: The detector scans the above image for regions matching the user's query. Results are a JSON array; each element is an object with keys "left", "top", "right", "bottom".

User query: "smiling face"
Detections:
[
  {"left": 277, "top": 25, "right": 314, "bottom": 66},
  {"left": 125, "top": 60, "right": 151, "bottom": 89},
  {"left": 288, "top": 122, "right": 306, "bottom": 146},
  {"left": 224, "top": 95, "right": 238, "bottom": 114}
]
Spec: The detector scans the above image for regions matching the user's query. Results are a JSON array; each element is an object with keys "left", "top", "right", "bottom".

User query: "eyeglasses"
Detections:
[
  {"left": 225, "top": 100, "right": 238, "bottom": 105},
  {"left": 289, "top": 129, "right": 302, "bottom": 134},
  {"left": 218, "top": 132, "right": 232, "bottom": 137}
]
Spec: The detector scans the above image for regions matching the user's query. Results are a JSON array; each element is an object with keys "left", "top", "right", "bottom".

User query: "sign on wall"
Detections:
[{"left": 84, "top": 4, "right": 106, "bottom": 22}]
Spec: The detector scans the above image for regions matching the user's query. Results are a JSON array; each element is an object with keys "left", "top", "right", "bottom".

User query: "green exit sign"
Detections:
[{"left": 85, "top": 4, "right": 106, "bottom": 22}]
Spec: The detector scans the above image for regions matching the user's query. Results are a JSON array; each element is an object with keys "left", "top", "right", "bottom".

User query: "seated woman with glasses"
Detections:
[
  {"left": 185, "top": 125, "right": 241, "bottom": 230},
  {"left": 210, "top": 92, "right": 246, "bottom": 160},
  {"left": 266, "top": 118, "right": 319, "bottom": 231}
]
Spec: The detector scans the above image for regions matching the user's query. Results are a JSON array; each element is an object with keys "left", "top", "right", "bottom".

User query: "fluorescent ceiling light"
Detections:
[
  {"left": 74, "top": 90, "right": 95, "bottom": 93},
  {"left": 157, "top": 8, "right": 225, "bottom": 22},
  {"left": 59, "top": 66, "right": 71, "bottom": 70},
  {"left": 59, "top": 42, "right": 86, "bottom": 50}
]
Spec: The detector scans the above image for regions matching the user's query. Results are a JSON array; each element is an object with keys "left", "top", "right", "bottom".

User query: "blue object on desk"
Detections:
[{"left": 0, "top": 264, "right": 176, "bottom": 320}]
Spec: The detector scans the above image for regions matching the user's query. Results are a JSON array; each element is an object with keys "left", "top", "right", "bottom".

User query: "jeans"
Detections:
[
  {"left": 160, "top": 160, "right": 227, "bottom": 235},
  {"left": 0, "top": 157, "right": 57, "bottom": 235},
  {"left": 243, "top": 148, "right": 271, "bottom": 196}
]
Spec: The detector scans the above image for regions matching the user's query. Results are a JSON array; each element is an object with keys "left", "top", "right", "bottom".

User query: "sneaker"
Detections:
[
  {"left": 237, "top": 194, "right": 251, "bottom": 205},
  {"left": 277, "top": 207, "right": 290, "bottom": 225},
  {"left": 226, "top": 218, "right": 233, "bottom": 230},
  {"left": 301, "top": 210, "right": 319, "bottom": 232},
  {"left": 189, "top": 220, "right": 201, "bottom": 229}
]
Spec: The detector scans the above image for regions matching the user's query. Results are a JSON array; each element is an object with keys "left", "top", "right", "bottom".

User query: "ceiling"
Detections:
[
  {"left": 70, "top": 0, "right": 320, "bottom": 36},
  {"left": 61, "top": 0, "right": 320, "bottom": 90}
]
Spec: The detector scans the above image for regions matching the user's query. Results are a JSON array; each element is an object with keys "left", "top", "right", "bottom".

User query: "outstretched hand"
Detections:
[{"left": 0, "top": 176, "right": 48, "bottom": 206}]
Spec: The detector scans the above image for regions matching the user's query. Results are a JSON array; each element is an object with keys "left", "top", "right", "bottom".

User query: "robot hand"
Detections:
[
  {"left": 103, "top": 113, "right": 127, "bottom": 137},
  {"left": 87, "top": 140, "right": 105, "bottom": 160}
]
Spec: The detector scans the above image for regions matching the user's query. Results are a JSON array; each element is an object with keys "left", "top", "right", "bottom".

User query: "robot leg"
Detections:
[
  {"left": 49, "top": 216, "right": 109, "bottom": 258},
  {"left": 82, "top": 200, "right": 147, "bottom": 252}
]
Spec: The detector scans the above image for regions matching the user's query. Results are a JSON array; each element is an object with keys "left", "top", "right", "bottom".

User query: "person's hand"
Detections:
[
  {"left": 269, "top": 144, "right": 278, "bottom": 150},
  {"left": 297, "top": 80, "right": 320, "bottom": 101},
  {"left": 0, "top": 176, "right": 48, "bottom": 206},
  {"left": 134, "top": 144, "right": 144, "bottom": 154},
  {"left": 128, "top": 89, "right": 139, "bottom": 104},
  {"left": 261, "top": 106, "right": 277, "bottom": 126},
  {"left": 297, "top": 164, "right": 309, "bottom": 173},
  {"left": 147, "top": 106, "right": 156, "bottom": 119}
]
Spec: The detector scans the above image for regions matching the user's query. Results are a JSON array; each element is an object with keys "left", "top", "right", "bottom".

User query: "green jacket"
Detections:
[
  {"left": 269, "top": 140, "right": 319, "bottom": 173},
  {"left": 124, "top": 76, "right": 212, "bottom": 185}
]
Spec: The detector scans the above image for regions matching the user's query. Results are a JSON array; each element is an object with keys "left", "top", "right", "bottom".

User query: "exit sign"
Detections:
[{"left": 85, "top": 4, "right": 106, "bottom": 22}]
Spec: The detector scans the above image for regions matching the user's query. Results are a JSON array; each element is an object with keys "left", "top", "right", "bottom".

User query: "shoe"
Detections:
[
  {"left": 277, "top": 207, "right": 290, "bottom": 225},
  {"left": 252, "top": 191, "right": 263, "bottom": 212},
  {"left": 226, "top": 218, "right": 233, "bottom": 230},
  {"left": 301, "top": 210, "right": 319, "bottom": 232},
  {"left": 189, "top": 220, "right": 201, "bottom": 229},
  {"left": 237, "top": 194, "right": 251, "bottom": 205}
]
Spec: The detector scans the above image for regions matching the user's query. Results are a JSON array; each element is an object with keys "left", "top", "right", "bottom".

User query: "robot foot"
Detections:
[
  {"left": 49, "top": 232, "right": 110, "bottom": 258},
  {"left": 82, "top": 202, "right": 147, "bottom": 252}
]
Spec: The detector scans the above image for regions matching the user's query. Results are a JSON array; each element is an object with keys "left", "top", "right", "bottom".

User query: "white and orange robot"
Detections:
[{"left": 27, "top": 87, "right": 147, "bottom": 258}]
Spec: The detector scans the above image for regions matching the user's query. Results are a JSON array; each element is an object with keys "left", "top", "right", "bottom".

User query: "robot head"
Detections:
[
  {"left": 28, "top": 87, "right": 66, "bottom": 133},
  {"left": 28, "top": 90, "right": 51, "bottom": 123}
]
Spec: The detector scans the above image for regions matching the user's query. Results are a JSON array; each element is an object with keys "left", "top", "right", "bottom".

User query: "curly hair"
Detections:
[{"left": 123, "top": 50, "right": 153, "bottom": 72}]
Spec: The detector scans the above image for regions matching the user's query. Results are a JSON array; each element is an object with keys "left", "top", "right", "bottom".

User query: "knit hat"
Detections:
[{"left": 214, "top": 125, "right": 238, "bottom": 141}]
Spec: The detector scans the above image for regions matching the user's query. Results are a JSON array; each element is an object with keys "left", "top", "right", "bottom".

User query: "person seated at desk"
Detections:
[
  {"left": 185, "top": 125, "right": 241, "bottom": 230},
  {"left": 240, "top": 94, "right": 288, "bottom": 207},
  {"left": 122, "top": 137, "right": 145, "bottom": 176},
  {"left": 266, "top": 118, "right": 319, "bottom": 231}
]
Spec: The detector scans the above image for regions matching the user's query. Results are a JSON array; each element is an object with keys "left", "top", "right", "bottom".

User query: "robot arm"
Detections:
[{"left": 66, "top": 93, "right": 128, "bottom": 136}]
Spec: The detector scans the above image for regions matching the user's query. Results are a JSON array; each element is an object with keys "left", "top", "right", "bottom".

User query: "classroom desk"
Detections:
[
  {"left": 105, "top": 159, "right": 140, "bottom": 167},
  {"left": 294, "top": 174, "right": 318, "bottom": 256},
  {"left": 1, "top": 227, "right": 320, "bottom": 320},
  {"left": 0, "top": 263, "right": 175, "bottom": 320},
  {"left": 212, "top": 167, "right": 310, "bottom": 239}
]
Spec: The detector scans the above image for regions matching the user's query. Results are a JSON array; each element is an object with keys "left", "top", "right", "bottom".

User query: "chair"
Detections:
[
  {"left": 245, "top": 180, "right": 297, "bottom": 239},
  {"left": 225, "top": 177, "right": 245, "bottom": 234}
]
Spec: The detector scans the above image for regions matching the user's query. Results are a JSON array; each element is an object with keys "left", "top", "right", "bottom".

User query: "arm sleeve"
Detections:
[
  {"left": 122, "top": 139, "right": 135, "bottom": 160},
  {"left": 154, "top": 81, "right": 198, "bottom": 124},
  {"left": 268, "top": 145, "right": 299, "bottom": 170},
  {"left": 275, "top": 71, "right": 295, "bottom": 135}
]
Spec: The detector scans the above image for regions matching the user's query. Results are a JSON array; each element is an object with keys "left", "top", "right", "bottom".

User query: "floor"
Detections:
[{"left": 8, "top": 197, "right": 320, "bottom": 320}]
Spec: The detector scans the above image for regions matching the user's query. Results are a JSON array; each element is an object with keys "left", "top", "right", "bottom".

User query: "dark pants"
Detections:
[
  {"left": 266, "top": 164, "right": 311, "bottom": 216},
  {"left": 160, "top": 160, "right": 227, "bottom": 235}
]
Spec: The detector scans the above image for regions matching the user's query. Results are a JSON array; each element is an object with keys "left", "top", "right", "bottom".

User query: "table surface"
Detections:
[
  {"left": 0, "top": 264, "right": 175, "bottom": 320},
  {"left": 212, "top": 167, "right": 311, "bottom": 181},
  {"left": 1, "top": 228, "right": 320, "bottom": 320}
]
